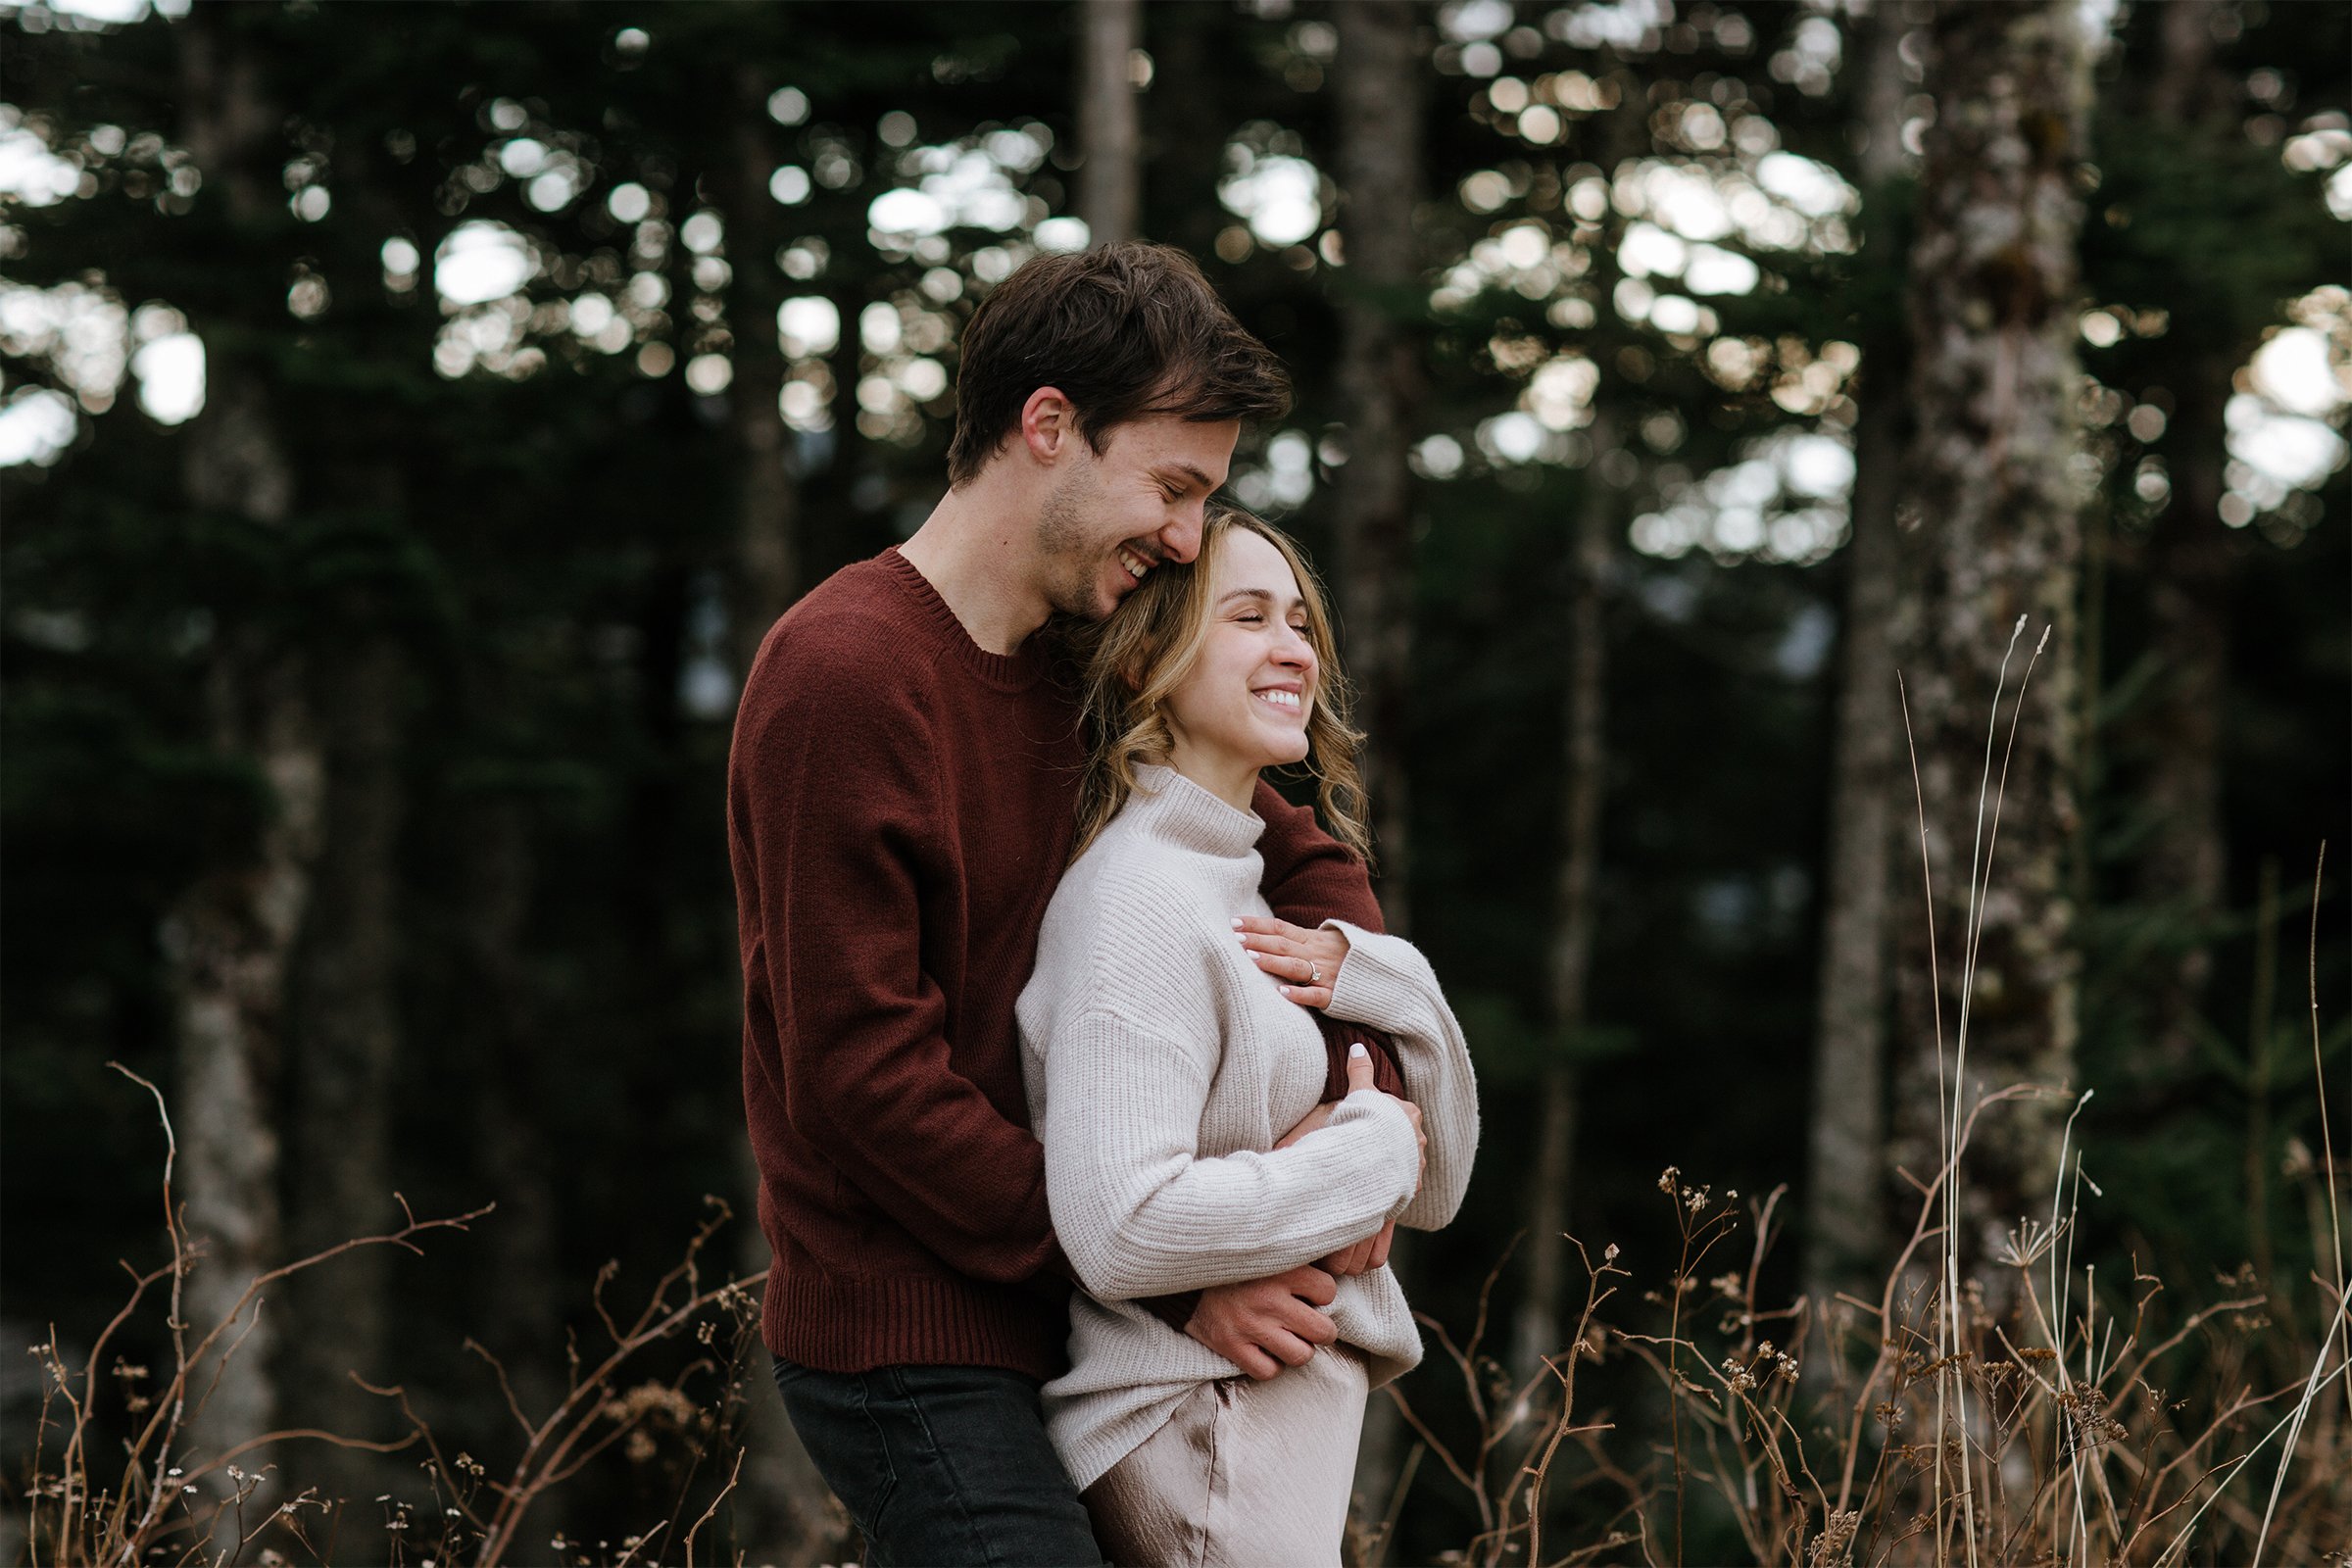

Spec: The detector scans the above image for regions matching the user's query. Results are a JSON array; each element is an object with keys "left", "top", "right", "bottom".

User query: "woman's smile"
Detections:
[{"left": 1163, "top": 527, "right": 1321, "bottom": 807}]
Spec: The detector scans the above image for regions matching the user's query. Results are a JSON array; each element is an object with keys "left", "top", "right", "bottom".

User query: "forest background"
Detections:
[{"left": 2, "top": 0, "right": 2347, "bottom": 1563}]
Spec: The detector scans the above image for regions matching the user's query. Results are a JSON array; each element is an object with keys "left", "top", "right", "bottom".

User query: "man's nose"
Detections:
[{"left": 1156, "top": 501, "right": 1206, "bottom": 564}]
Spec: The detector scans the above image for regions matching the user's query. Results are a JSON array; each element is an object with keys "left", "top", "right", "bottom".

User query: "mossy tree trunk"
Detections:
[{"left": 1888, "top": 0, "right": 2093, "bottom": 1289}]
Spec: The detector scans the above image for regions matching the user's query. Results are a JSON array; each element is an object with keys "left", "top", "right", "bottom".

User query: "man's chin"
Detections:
[
  {"left": 1045, "top": 575, "right": 1127, "bottom": 623},
  {"left": 1087, "top": 568, "right": 1141, "bottom": 620}
]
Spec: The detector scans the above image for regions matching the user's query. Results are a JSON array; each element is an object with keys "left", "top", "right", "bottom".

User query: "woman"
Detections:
[{"left": 1016, "top": 507, "right": 1479, "bottom": 1565}]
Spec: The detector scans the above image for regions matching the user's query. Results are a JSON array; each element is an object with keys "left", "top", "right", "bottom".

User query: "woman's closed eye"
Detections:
[{"left": 1232, "top": 612, "right": 1310, "bottom": 635}]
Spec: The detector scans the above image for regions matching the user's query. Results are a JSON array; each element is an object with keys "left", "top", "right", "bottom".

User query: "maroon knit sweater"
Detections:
[{"left": 728, "top": 549, "right": 1395, "bottom": 1379}]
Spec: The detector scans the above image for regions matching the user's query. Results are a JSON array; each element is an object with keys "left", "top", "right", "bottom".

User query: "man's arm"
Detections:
[
  {"left": 1251, "top": 780, "right": 1405, "bottom": 1089},
  {"left": 1252, "top": 778, "right": 1383, "bottom": 928},
  {"left": 733, "top": 638, "right": 1055, "bottom": 1283}
]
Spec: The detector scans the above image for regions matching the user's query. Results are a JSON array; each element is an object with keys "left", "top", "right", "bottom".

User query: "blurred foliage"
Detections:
[{"left": 1, "top": 0, "right": 2345, "bottom": 1559}]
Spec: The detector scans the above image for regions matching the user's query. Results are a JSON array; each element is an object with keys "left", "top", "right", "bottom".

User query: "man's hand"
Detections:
[
  {"left": 1184, "top": 1264, "right": 1340, "bottom": 1379},
  {"left": 1273, "top": 1044, "right": 1419, "bottom": 1278},
  {"left": 1315, "top": 1218, "right": 1396, "bottom": 1277},
  {"left": 1235, "top": 914, "right": 1351, "bottom": 1009}
]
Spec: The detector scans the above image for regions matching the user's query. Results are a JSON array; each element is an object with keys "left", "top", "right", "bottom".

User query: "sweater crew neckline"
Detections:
[
  {"left": 879, "top": 547, "right": 1050, "bottom": 691},
  {"left": 1128, "top": 764, "right": 1265, "bottom": 860}
]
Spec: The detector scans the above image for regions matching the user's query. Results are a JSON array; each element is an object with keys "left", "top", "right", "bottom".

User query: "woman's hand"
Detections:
[{"left": 1235, "top": 914, "right": 1350, "bottom": 1009}]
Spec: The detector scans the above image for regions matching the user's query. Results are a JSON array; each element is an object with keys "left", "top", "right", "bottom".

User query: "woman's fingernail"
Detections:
[
  {"left": 1232, "top": 917, "right": 1246, "bottom": 929},
  {"left": 1348, "top": 1043, "right": 1368, "bottom": 1059}
]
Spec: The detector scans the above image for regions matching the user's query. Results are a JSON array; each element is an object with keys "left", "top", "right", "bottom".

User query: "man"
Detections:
[{"left": 727, "top": 241, "right": 1407, "bottom": 1564}]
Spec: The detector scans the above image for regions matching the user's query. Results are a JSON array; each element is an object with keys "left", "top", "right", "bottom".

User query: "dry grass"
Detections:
[
  {"left": 1365, "top": 624, "right": 2349, "bottom": 1567},
  {"left": 1380, "top": 1105, "right": 2347, "bottom": 1566},
  {"left": 9, "top": 1071, "right": 769, "bottom": 1568}
]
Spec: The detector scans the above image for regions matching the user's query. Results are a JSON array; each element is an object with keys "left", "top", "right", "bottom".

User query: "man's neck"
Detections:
[{"left": 898, "top": 484, "right": 1049, "bottom": 656}]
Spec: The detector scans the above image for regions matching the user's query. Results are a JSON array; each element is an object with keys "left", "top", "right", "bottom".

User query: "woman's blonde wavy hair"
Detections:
[{"left": 1070, "top": 506, "right": 1373, "bottom": 865}]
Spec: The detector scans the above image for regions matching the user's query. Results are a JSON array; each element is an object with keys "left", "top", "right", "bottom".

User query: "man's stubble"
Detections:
[{"left": 1034, "top": 457, "right": 1116, "bottom": 621}]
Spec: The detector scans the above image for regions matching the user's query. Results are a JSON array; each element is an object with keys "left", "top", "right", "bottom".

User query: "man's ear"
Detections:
[{"left": 1020, "top": 387, "right": 1077, "bottom": 464}]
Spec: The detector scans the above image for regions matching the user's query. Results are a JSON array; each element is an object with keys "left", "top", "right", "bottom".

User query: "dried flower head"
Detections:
[{"left": 1808, "top": 1510, "right": 1861, "bottom": 1567}]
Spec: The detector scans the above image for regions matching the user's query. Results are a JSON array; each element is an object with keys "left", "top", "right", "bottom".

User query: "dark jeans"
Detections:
[{"left": 770, "top": 1357, "right": 1107, "bottom": 1568}]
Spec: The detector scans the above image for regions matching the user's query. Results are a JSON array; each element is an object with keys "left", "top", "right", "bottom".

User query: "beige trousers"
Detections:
[{"left": 1081, "top": 1346, "right": 1369, "bottom": 1568}]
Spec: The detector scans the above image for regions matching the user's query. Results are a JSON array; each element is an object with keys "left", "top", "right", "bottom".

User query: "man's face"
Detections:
[{"left": 1034, "top": 413, "right": 1241, "bottom": 621}]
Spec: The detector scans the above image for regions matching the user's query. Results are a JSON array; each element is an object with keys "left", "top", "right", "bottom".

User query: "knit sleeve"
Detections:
[
  {"left": 1252, "top": 778, "right": 1384, "bottom": 933},
  {"left": 731, "top": 625, "right": 1055, "bottom": 1284},
  {"left": 1251, "top": 780, "right": 1409, "bottom": 1098},
  {"left": 1319, "top": 922, "right": 1481, "bottom": 1232},
  {"left": 1038, "top": 1003, "right": 1423, "bottom": 1300}
]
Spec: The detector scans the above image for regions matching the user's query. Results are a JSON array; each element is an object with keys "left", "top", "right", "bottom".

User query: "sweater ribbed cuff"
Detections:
[{"left": 1321, "top": 921, "right": 1443, "bottom": 1039}]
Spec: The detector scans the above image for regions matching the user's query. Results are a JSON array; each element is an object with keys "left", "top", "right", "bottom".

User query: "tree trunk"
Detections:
[
  {"left": 1888, "top": 0, "right": 2091, "bottom": 1291},
  {"left": 1331, "top": 0, "right": 1425, "bottom": 931},
  {"left": 162, "top": 630, "right": 317, "bottom": 1465},
  {"left": 1076, "top": 0, "right": 1142, "bottom": 244},
  {"left": 283, "top": 634, "right": 406, "bottom": 1497},
  {"left": 1512, "top": 406, "right": 1617, "bottom": 1380},
  {"left": 1144, "top": 3, "right": 1226, "bottom": 260},
  {"left": 165, "top": 9, "right": 313, "bottom": 1481},
  {"left": 1801, "top": 0, "right": 1915, "bottom": 1318},
  {"left": 1332, "top": 5, "right": 1425, "bottom": 1540},
  {"left": 719, "top": 65, "right": 801, "bottom": 679},
  {"left": 2132, "top": 0, "right": 2233, "bottom": 1077},
  {"left": 456, "top": 793, "right": 564, "bottom": 1426}
]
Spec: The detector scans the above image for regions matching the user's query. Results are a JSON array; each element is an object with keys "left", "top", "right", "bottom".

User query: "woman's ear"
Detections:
[{"left": 1117, "top": 655, "right": 1146, "bottom": 694}]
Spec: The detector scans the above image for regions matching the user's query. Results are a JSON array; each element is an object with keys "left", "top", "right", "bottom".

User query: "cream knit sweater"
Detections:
[{"left": 1017, "top": 765, "right": 1480, "bottom": 1490}]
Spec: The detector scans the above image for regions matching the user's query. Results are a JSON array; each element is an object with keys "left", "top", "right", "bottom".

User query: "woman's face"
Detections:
[{"left": 1163, "top": 527, "right": 1318, "bottom": 783}]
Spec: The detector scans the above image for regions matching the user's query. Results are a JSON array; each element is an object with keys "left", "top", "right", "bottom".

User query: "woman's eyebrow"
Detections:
[{"left": 1215, "top": 587, "right": 1307, "bottom": 612}]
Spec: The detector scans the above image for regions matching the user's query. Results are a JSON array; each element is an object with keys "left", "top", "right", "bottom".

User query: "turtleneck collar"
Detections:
[{"left": 1126, "top": 763, "right": 1265, "bottom": 861}]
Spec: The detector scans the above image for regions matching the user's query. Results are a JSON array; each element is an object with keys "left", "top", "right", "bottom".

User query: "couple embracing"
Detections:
[{"left": 728, "top": 241, "right": 1480, "bottom": 1567}]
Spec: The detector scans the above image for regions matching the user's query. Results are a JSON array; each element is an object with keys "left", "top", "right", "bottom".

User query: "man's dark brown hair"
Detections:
[{"left": 944, "top": 241, "right": 1292, "bottom": 486}]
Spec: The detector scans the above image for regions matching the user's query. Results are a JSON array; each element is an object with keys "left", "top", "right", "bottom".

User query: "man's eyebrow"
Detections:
[{"left": 1155, "top": 464, "right": 1217, "bottom": 492}]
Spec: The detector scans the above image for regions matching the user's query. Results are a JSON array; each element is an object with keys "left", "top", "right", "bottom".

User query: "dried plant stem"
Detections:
[
  {"left": 23, "top": 1068, "right": 489, "bottom": 1568},
  {"left": 1899, "top": 616, "right": 2049, "bottom": 1568},
  {"left": 2252, "top": 844, "right": 2346, "bottom": 1566}
]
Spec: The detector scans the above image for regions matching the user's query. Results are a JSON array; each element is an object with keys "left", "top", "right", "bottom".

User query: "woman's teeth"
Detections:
[{"left": 1253, "top": 689, "right": 1301, "bottom": 711}]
